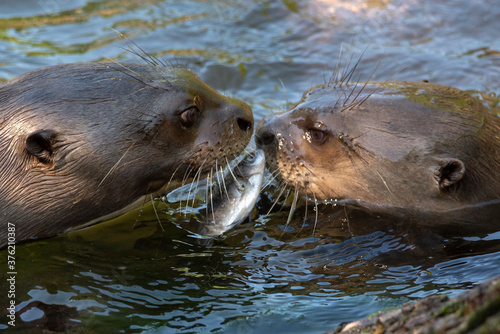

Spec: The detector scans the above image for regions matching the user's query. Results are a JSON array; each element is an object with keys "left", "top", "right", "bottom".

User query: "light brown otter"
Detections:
[
  {"left": 256, "top": 80, "right": 500, "bottom": 224},
  {"left": 0, "top": 61, "right": 253, "bottom": 248}
]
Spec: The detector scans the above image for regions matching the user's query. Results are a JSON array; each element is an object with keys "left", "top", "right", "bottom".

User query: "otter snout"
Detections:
[
  {"left": 235, "top": 108, "right": 253, "bottom": 133},
  {"left": 227, "top": 98, "right": 254, "bottom": 134}
]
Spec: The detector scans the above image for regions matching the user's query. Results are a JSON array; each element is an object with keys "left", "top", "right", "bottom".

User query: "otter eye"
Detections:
[
  {"left": 180, "top": 107, "right": 200, "bottom": 128},
  {"left": 245, "top": 153, "right": 256, "bottom": 163},
  {"left": 309, "top": 129, "right": 328, "bottom": 144}
]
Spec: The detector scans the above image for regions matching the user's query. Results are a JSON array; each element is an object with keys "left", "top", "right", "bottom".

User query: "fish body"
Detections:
[{"left": 199, "top": 149, "right": 265, "bottom": 236}]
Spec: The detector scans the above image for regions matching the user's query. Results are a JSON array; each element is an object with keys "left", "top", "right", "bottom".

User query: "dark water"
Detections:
[{"left": 1, "top": 0, "right": 499, "bottom": 333}]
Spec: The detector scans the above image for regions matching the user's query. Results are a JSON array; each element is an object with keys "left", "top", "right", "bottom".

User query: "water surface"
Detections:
[{"left": 1, "top": 0, "right": 499, "bottom": 333}]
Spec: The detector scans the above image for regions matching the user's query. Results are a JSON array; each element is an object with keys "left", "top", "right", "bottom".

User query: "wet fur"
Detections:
[
  {"left": 257, "top": 56, "right": 500, "bottom": 226},
  {"left": 0, "top": 53, "right": 253, "bottom": 247}
]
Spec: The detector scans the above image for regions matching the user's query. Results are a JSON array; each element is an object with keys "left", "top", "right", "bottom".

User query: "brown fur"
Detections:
[
  {"left": 0, "top": 62, "right": 253, "bottom": 247},
  {"left": 256, "top": 80, "right": 499, "bottom": 222}
]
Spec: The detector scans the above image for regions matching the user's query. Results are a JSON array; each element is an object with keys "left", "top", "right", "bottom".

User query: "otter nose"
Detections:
[
  {"left": 255, "top": 122, "right": 275, "bottom": 147},
  {"left": 228, "top": 98, "right": 254, "bottom": 133},
  {"left": 237, "top": 117, "right": 253, "bottom": 132}
]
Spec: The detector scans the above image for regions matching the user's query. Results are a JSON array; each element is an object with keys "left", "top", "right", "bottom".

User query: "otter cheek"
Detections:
[
  {"left": 194, "top": 118, "right": 219, "bottom": 147},
  {"left": 146, "top": 179, "right": 170, "bottom": 194}
]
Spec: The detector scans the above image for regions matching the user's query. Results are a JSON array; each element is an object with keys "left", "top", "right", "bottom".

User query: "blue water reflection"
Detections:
[{"left": 1, "top": 0, "right": 499, "bottom": 332}]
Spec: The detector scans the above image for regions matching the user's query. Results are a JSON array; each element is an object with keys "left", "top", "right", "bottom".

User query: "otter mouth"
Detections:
[
  {"left": 183, "top": 155, "right": 236, "bottom": 182},
  {"left": 276, "top": 174, "right": 392, "bottom": 212},
  {"left": 163, "top": 140, "right": 254, "bottom": 200}
]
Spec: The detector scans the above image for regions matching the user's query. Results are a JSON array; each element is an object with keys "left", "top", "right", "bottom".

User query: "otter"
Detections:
[
  {"left": 256, "top": 79, "right": 500, "bottom": 226},
  {"left": 0, "top": 61, "right": 253, "bottom": 248}
]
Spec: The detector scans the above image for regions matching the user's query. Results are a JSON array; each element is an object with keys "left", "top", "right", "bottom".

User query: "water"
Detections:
[{"left": 1, "top": 0, "right": 499, "bottom": 332}]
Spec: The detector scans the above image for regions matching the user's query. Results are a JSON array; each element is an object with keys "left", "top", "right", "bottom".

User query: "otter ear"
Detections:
[
  {"left": 434, "top": 158, "right": 465, "bottom": 189},
  {"left": 25, "top": 130, "right": 57, "bottom": 164}
]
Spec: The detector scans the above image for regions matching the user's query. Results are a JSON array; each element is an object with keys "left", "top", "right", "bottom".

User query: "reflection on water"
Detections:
[
  {"left": 6, "top": 201, "right": 500, "bottom": 333},
  {"left": 0, "top": 0, "right": 499, "bottom": 332}
]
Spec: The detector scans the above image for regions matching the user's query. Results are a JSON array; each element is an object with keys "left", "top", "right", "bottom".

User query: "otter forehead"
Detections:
[
  {"left": 2, "top": 63, "right": 252, "bottom": 134},
  {"left": 299, "top": 81, "right": 485, "bottom": 119},
  {"left": 125, "top": 64, "right": 249, "bottom": 113}
]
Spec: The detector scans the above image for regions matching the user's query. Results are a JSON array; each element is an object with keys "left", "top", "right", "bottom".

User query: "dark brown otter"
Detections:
[
  {"left": 0, "top": 61, "right": 253, "bottom": 247},
  {"left": 256, "top": 80, "right": 500, "bottom": 225}
]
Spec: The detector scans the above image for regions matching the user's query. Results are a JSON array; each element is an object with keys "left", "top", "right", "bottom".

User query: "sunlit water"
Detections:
[{"left": 1, "top": 0, "right": 499, "bottom": 333}]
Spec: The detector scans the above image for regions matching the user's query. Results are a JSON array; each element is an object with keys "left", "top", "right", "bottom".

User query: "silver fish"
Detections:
[{"left": 199, "top": 149, "right": 265, "bottom": 237}]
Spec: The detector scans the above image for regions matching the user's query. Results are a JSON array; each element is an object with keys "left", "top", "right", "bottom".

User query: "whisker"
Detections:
[
  {"left": 347, "top": 55, "right": 383, "bottom": 108},
  {"left": 356, "top": 66, "right": 405, "bottom": 107},
  {"left": 279, "top": 188, "right": 292, "bottom": 212},
  {"left": 186, "top": 166, "right": 201, "bottom": 207},
  {"left": 342, "top": 78, "right": 361, "bottom": 107},
  {"left": 342, "top": 47, "right": 367, "bottom": 85},
  {"left": 312, "top": 192, "right": 318, "bottom": 236},
  {"left": 266, "top": 184, "right": 287, "bottom": 216},
  {"left": 126, "top": 40, "right": 165, "bottom": 67},
  {"left": 150, "top": 193, "right": 164, "bottom": 231},
  {"left": 340, "top": 48, "right": 357, "bottom": 85},
  {"left": 262, "top": 169, "right": 281, "bottom": 189},
  {"left": 110, "top": 28, "right": 168, "bottom": 68},
  {"left": 190, "top": 159, "right": 208, "bottom": 208},
  {"left": 286, "top": 186, "right": 299, "bottom": 227},
  {"left": 340, "top": 139, "right": 392, "bottom": 197},
  {"left": 99, "top": 142, "right": 135, "bottom": 187},
  {"left": 215, "top": 159, "right": 223, "bottom": 193},
  {"left": 132, "top": 194, "right": 151, "bottom": 229},
  {"left": 375, "top": 170, "right": 393, "bottom": 195},
  {"left": 330, "top": 43, "right": 343, "bottom": 86},
  {"left": 163, "top": 163, "right": 183, "bottom": 197},
  {"left": 304, "top": 186, "right": 308, "bottom": 224},
  {"left": 118, "top": 45, "right": 157, "bottom": 66},
  {"left": 219, "top": 163, "right": 230, "bottom": 200},
  {"left": 293, "top": 184, "right": 309, "bottom": 239},
  {"left": 101, "top": 61, "right": 160, "bottom": 90},
  {"left": 178, "top": 164, "right": 194, "bottom": 212},
  {"left": 185, "top": 167, "right": 200, "bottom": 212},
  {"left": 205, "top": 171, "right": 210, "bottom": 218},
  {"left": 226, "top": 157, "right": 242, "bottom": 189},
  {"left": 209, "top": 167, "right": 216, "bottom": 223},
  {"left": 281, "top": 185, "right": 299, "bottom": 237}
]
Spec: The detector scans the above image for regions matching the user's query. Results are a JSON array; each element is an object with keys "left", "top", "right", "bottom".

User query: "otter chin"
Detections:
[
  {"left": 256, "top": 80, "right": 500, "bottom": 224},
  {"left": 0, "top": 61, "right": 253, "bottom": 247}
]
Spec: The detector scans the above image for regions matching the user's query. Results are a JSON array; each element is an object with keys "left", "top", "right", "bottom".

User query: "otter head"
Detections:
[
  {"left": 256, "top": 81, "right": 499, "bottom": 215},
  {"left": 0, "top": 62, "right": 253, "bottom": 244}
]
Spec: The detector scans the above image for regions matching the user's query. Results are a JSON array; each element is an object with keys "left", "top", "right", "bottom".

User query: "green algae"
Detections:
[
  {"left": 379, "top": 81, "right": 478, "bottom": 113},
  {"left": 282, "top": 0, "right": 299, "bottom": 13},
  {"left": 437, "top": 299, "right": 465, "bottom": 317},
  {"left": 238, "top": 62, "right": 247, "bottom": 80},
  {"left": 461, "top": 282, "right": 500, "bottom": 334}
]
